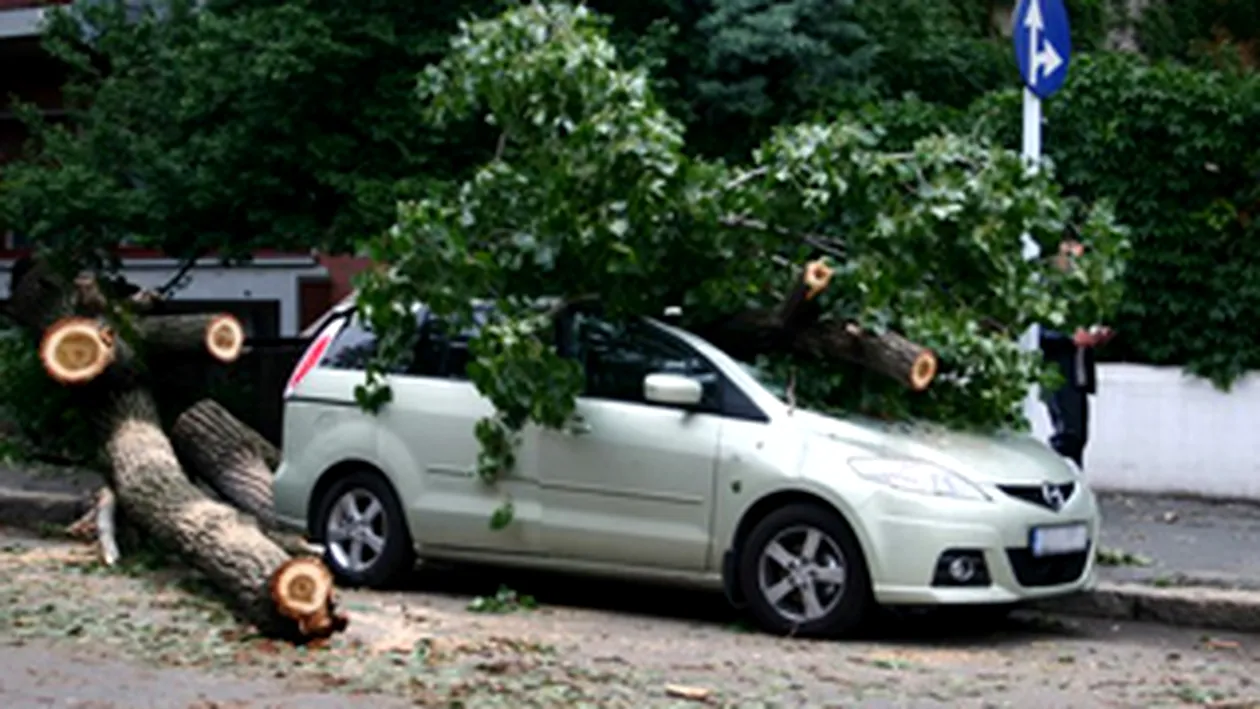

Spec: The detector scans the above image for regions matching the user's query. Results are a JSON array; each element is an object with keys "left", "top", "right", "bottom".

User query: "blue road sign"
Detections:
[{"left": 1012, "top": 0, "right": 1072, "bottom": 99}]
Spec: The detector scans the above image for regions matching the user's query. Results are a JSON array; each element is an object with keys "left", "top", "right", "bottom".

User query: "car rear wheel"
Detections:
[
  {"left": 313, "top": 470, "right": 414, "bottom": 588},
  {"left": 737, "top": 503, "right": 872, "bottom": 637}
]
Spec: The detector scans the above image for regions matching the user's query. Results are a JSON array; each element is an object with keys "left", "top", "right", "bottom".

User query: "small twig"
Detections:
[
  {"left": 494, "top": 131, "right": 509, "bottom": 161},
  {"left": 156, "top": 253, "right": 203, "bottom": 298},
  {"left": 95, "top": 488, "right": 119, "bottom": 567},
  {"left": 719, "top": 216, "right": 847, "bottom": 259},
  {"left": 544, "top": 293, "right": 600, "bottom": 318},
  {"left": 723, "top": 166, "right": 768, "bottom": 192},
  {"left": 785, "top": 367, "right": 798, "bottom": 413}
]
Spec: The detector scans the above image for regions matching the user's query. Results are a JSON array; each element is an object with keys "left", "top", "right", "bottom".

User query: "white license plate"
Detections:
[{"left": 1029, "top": 523, "right": 1089, "bottom": 557}]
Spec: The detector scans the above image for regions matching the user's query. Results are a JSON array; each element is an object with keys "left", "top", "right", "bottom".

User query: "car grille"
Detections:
[
  {"left": 997, "top": 482, "right": 1076, "bottom": 511},
  {"left": 1005, "top": 548, "right": 1091, "bottom": 587}
]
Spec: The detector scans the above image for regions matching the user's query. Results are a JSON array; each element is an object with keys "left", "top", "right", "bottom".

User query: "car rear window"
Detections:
[
  {"left": 317, "top": 304, "right": 496, "bottom": 375},
  {"left": 319, "top": 312, "right": 384, "bottom": 371}
]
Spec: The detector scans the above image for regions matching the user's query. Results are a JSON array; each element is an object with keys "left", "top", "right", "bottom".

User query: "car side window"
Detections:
[
  {"left": 572, "top": 313, "right": 720, "bottom": 410},
  {"left": 408, "top": 307, "right": 493, "bottom": 380}
]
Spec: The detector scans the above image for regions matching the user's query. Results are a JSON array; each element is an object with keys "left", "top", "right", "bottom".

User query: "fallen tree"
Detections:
[
  {"left": 172, "top": 398, "right": 281, "bottom": 527},
  {"left": 692, "top": 259, "right": 938, "bottom": 392},
  {"left": 7, "top": 256, "right": 347, "bottom": 644},
  {"left": 351, "top": 3, "right": 1129, "bottom": 529}
]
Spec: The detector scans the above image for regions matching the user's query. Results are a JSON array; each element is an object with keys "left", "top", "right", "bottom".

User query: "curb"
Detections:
[
  {"left": 0, "top": 486, "right": 91, "bottom": 531},
  {"left": 1037, "top": 582, "right": 1260, "bottom": 633}
]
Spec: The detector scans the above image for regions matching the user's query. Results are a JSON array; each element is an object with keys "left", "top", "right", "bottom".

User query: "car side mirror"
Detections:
[{"left": 643, "top": 372, "right": 704, "bottom": 407}]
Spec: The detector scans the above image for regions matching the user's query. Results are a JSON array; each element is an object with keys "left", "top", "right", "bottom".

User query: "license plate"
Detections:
[{"left": 1029, "top": 523, "right": 1089, "bottom": 557}]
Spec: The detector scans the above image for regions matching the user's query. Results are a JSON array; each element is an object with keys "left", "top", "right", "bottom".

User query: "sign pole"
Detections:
[
  {"left": 1020, "top": 88, "right": 1043, "bottom": 429},
  {"left": 1012, "top": 0, "right": 1070, "bottom": 434}
]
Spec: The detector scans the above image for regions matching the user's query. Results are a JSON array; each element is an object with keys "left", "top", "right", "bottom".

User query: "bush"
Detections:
[
  {"left": 969, "top": 53, "right": 1260, "bottom": 387},
  {"left": 0, "top": 322, "right": 100, "bottom": 464}
]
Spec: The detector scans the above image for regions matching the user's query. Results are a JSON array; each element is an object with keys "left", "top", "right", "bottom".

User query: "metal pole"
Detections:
[{"left": 1021, "top": 88, "right": 1043, "bottom": 430}]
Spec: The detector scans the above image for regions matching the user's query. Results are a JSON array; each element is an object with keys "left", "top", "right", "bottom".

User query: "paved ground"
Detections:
[{"left": 2, "top": 528, "right": 1260, "bottom": 709}]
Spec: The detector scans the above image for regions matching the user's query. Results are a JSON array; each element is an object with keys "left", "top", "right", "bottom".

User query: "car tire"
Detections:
[
  {"left": 737, "top": 503, "right": 872, "bottom": 638},
  {"left": 313, "top": 469, "right": 414, "bottom": 589}
]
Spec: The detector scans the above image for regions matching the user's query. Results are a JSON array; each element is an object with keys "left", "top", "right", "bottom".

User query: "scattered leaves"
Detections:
[{"left": 466, "top": 585, "right": 537, "bottom": 614}]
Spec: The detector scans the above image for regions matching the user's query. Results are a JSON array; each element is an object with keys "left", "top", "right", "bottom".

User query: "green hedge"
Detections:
[
  {"left": 969, "top": 53, "right": 1260, "bottom": 387},
  {"left": 0, "top": 324, "right": 100, "bottom": 464}
]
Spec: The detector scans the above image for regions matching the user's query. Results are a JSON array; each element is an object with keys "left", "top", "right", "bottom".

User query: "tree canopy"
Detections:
[{"left": 0, "top": 0, "right": 509, "bottom": 268}]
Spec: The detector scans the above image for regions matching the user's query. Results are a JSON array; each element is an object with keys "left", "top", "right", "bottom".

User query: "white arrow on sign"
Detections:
[{"left": 1023, "top": 0, "right": 1063, "bottom": 86}]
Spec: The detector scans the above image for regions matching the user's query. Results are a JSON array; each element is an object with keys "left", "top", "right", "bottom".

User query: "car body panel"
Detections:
[
  {"left": 380, "top": 374, "right": 544, "bottom": 554},
  {"left": 273, "top": 368, "right": 383, "bottom": 529},
  {"left": 537, "top": 396, "right": 721, "bottom": 570},
  {"left": 273, "top": 304, "right": 1101, "bottom": 610}
]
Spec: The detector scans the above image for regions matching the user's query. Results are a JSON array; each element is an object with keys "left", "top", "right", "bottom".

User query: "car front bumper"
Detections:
[{"left": 857, "top": 481, "right": 1100, "bottom": 606}]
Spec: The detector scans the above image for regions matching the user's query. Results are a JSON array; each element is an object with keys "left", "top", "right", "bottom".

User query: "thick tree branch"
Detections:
[{"left": 692, "top": 259, "right": 938, "bottom": 391}]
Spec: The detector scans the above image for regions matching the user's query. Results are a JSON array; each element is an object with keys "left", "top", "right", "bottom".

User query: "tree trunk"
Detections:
[
  {"left": 107, "top": 389, "right": 340, "bottom": 640},
  {"left": 8, "top": 257, "right": 346, "bottom": 643},
  {"left": 691, "top": 260, "right": 938, "bottom": 391},
  {"left": 171, "top": 399, "right": 280, "bottom": 525}
]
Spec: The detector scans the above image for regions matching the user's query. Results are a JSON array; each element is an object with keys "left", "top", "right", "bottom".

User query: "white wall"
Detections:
[
  {"left": 1032, "top": 364, "right": 1260, "bottom": 501},
  {"left": 0, "top": 255, "right": 327, "bottom": 336}
]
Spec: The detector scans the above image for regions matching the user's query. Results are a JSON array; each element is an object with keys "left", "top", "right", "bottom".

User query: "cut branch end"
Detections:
[
  {"left": 206, "top": 314, "right": 245, "bottom": 363},
  {"left": 909, "top": 351, "right": 938, "bottom": 392},
  {"left": 803, "top": 259, "right": 834, "bottom": 300},
  {"left": 40, "top": 317, "right": 115, "bottom": 385},
  {"left": 269, "top": 556, "right": 346, "bottom": 638}
]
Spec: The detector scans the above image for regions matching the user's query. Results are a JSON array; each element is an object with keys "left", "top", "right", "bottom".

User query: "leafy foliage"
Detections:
[
  {"left": 848, "top": 0, "right": 1120, "bottom": 112},
  {"left": 0, "top": 0, "right": 505, "bottom": 269},
  {"left": 355, "top": 3, "right": 1129, "bottom": 527},
  {"left": 0, "top": 322, "right": 100, "bottom": 465},
  {"left": 1133, "top": 0, "right": 1260, "bottom": 66},
  {"left": 588, "top": 0, "right": 875, "bottom": 160},
  {"left": 850, "top": 0, "right": 1012, "bottom": 109},
  {"left": 970, "top": 53, "right": 1260, "bottom": 387}
]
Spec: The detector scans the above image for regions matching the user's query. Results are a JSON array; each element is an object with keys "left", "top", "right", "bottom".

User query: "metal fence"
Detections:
[{"left": 158, "top": 337, "right": 308, "bottom": 447}]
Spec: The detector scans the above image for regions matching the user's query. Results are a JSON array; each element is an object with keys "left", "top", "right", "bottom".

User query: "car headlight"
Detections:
[{"left": 849, "top": 458, "right": 991, "bottom": 501}]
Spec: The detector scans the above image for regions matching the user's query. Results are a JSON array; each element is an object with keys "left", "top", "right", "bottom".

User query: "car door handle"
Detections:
[{"left": 564, "top": 416, "right": 592, "bottom": 435}]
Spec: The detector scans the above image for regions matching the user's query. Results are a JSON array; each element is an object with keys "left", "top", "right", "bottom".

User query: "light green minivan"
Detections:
[{"left": 273, "top": 299, "right": 1099, "bottom": 637}]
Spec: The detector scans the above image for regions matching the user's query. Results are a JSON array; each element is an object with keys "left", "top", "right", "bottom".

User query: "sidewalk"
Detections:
[
  {"left": 1097, "top": 493, "right": 1260, "bottom": 590},
  {"left": 0, "top": 461, "right": 99, "bottom": 529},
  {"left": 2, "top": 461, "right": 1259, "bottom": 632}
]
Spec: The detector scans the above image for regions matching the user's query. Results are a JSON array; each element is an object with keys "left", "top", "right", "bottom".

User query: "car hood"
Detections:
[{"left": 790, "top": 409, "right": 1078, "bottom": 485}]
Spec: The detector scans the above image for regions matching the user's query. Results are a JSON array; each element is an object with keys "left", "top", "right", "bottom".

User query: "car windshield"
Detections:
[{"left": 736, "top": 359, "right": 790, "bottom": 402}]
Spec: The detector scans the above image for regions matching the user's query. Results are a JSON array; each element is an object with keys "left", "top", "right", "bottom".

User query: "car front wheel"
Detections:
[
  {"left": 313, "top": 470, "right": 414, "bottom": 588},
  {"left": 737, "top": 503, "right": 872, "bottom": 637}
]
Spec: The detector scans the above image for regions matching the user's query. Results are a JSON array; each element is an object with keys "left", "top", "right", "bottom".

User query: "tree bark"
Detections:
[
  {"left": 691, "top": 260, "right": 938, "bottom": 391},
  {"left": 135, "top": 313, "right": 245, "bottom": 362},
  {"left": 106, "top": 390, "right": 341, "bottom": 640},
  {"left": 8, "top": 257, "right": 345, "bottom": 643},
  {"left": 171, "top": 399, "right": 280, "bottom": 525}
]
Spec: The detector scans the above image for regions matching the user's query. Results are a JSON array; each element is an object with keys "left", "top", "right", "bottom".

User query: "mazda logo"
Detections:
[{"left": 1041, "top": 483, "right": 1066, "bottom": 511}]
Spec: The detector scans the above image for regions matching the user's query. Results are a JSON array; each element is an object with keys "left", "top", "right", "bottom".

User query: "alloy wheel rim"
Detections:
[
  {"left": 326, "top": 488, "right": 388, "bottom": 574},
  {"left": 756, "top": 524, "right": 848, "bottom": 624}
]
